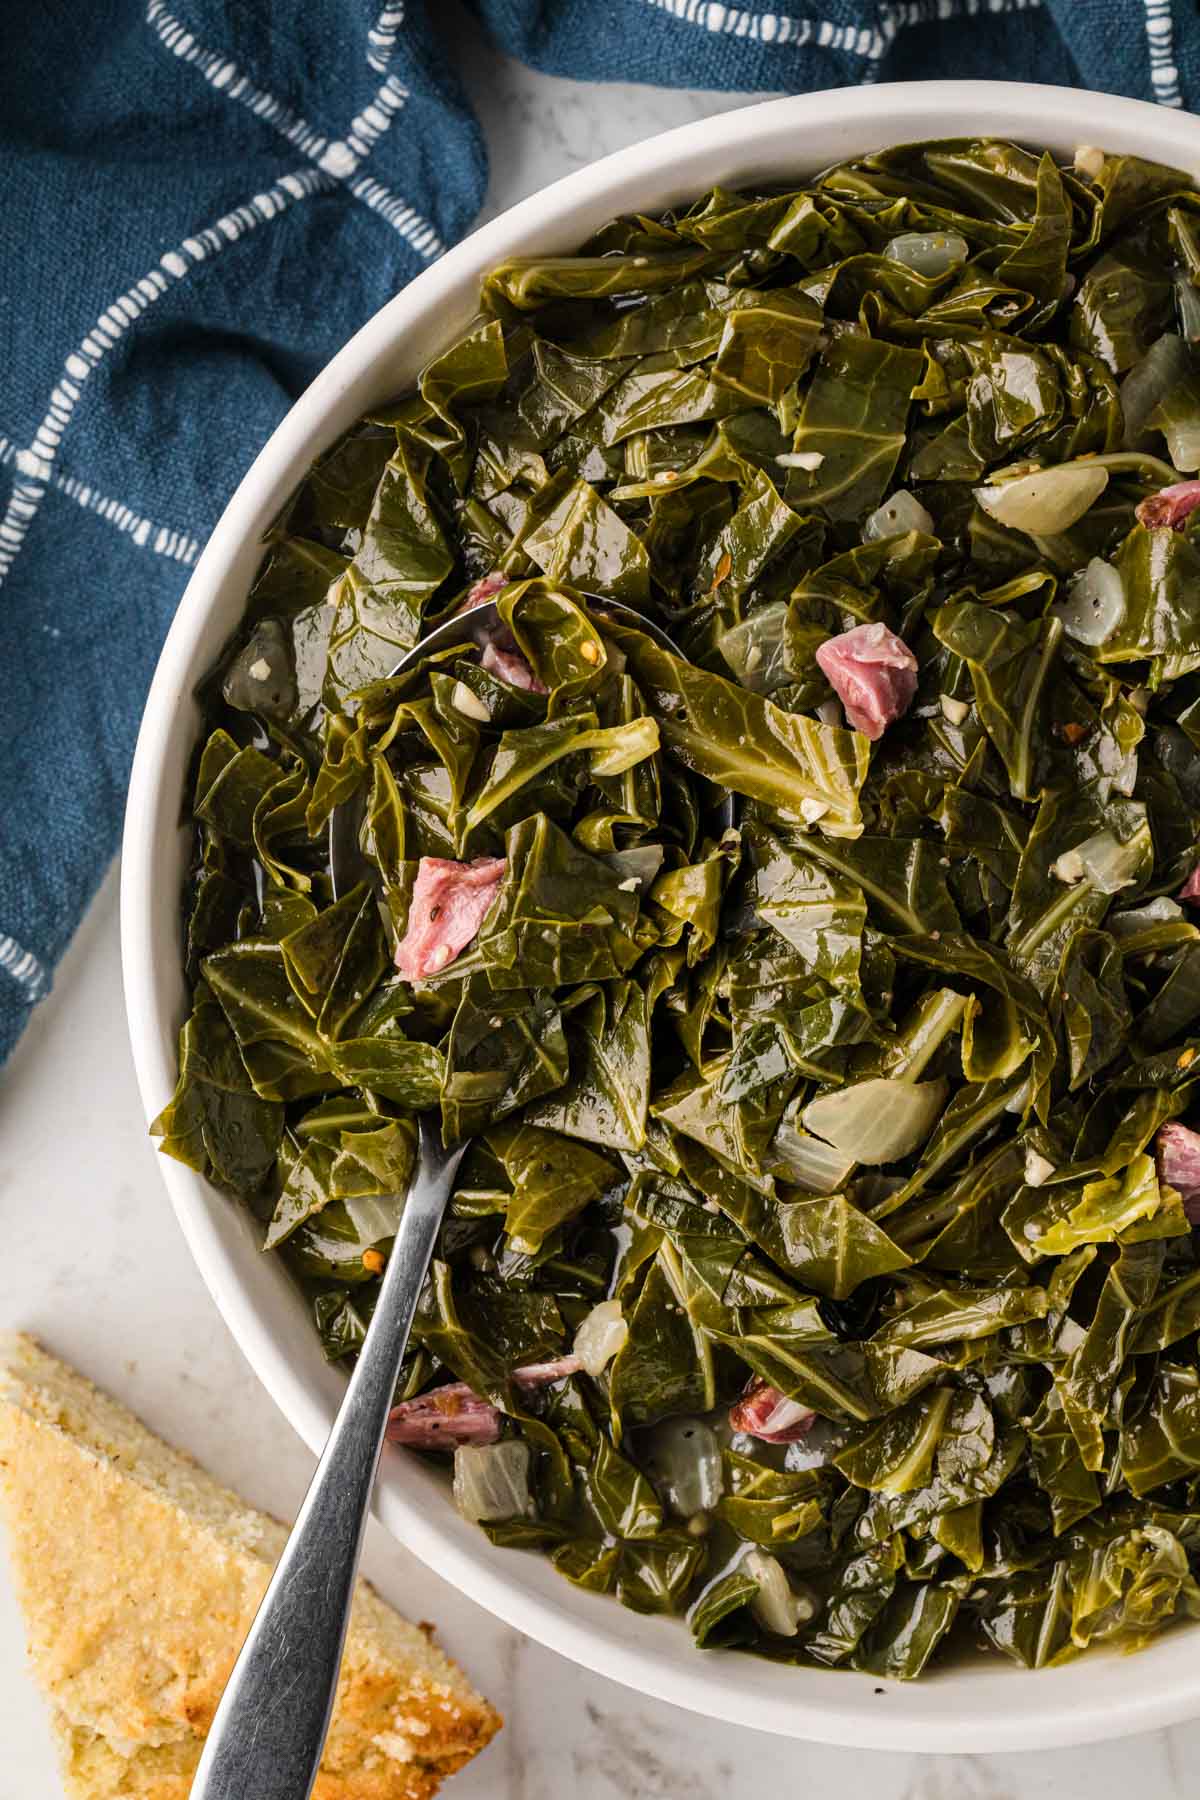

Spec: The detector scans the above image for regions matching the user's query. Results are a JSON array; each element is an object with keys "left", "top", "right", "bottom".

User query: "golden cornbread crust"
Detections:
[{"left": 0, "top": 1334, "right": 500, "bottom": 1799}]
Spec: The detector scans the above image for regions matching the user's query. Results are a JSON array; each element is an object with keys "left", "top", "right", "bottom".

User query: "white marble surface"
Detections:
[{"left": 1, "top": 28, "right": 1198, "bottom": 1800}]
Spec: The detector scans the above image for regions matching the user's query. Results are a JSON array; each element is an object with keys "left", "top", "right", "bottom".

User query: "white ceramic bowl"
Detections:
[{"left": 123, "top": 81, "right": 1200, "bottom": 1751}]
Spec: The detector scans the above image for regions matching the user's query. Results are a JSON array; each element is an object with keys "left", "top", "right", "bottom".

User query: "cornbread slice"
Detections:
[{"left": 0, "top": 1334, "right": 500, "bottom": 1799}]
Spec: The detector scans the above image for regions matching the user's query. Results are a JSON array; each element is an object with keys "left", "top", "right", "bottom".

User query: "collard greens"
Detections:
[{"left": 159, "top": 136, "right": 1200, "bottom": 1679}]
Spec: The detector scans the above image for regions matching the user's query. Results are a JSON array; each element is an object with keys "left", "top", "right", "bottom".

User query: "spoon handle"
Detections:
[{"left": 191, "top": 1116, "right": 466, "bottom": 1800}]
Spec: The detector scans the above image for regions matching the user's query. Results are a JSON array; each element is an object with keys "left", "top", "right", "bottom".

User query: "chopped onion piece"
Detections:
[
  {"left": 1121, "top": 335, "right": 1191, "bottom": 447},
  {"left": 975, "top": 463, "right": 1108, "bottom": 535},
  {"left": 1025, "top": 1149, "right": 1056, "bottom": 1187},
  {"left": 512, "top": 1355, "right": 583, "bottom": 1386},
  {"left": 1074, "top": 145, "right": 1106, "bottom": 181},
  {"left": 1054, "top": 558, "right": 1126, "bottom": 647},
  {"left": 862, "top": 488, "right": 934, "bottom": 542},
  {"left": 644, "top": 1417, "right": 723, "bottom": 1517},
  {"left": 451, "top": 679, "right": 490, "bottom": 721},
  {"left": 573, "top": 1298, "right": 628, "bottom": 1377},
  {"left": 1161, "top": 410, "right": 1200, "bottom": 474},
  {"left": 939, "top": 694, "right": 969, "bottom": 726},
  {"left": 802, "top": 1076, "right": 947, "bottom": 1165},
  {"left": 1056, "top": 1317, "right": 1087, "bottom": 1355},
  {"left": 452, "top": 1440, "right": 533, "bottom": 1523},
  {"left": 1051, "top": 848, "right": 1084, "bottom": 885},
  {"left": 1088, "top": 821, "right": 1150, "bottom": 891},
  {"left": 1051, "top": 828, "right": 1145, "bottom": 895},
  {"left": 884, "top": 231, "right": 969, "bottom": 278},
  {"left": 1005, "top": 1077, "right": 1033, "bottom": 1115},
  {"left": 743, "top": 1550, "right": 817, "bottom": 1637},
  {"left": 776, "top": 450, "right": 825, "bottom": 471}
]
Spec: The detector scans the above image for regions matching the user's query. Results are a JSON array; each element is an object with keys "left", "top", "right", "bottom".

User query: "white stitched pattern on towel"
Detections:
[
  {"left": 1143, "top": 0, "right": 1184, "bottom": 106},
  {"left": 368, "top": 4, "right": 407, "bottom": 74},
  {"left": 638, "top": 1, "right": 884, "bottom": 53},
  {"left": 53, "top": 473, "right": 202, "bottom": 565},
  {"left": 640, "top": 0, "right": 1043, "bottom": 58},
  {"left": 349, "top": 175, "right": 444, "bottom": 257},
  {"left": 0, "top": 168, "right": 329, "bottom": 588},
  {"left": 145, "top": 0, "right": 444, "bottom": 256},
  {"left": 146, "top": 0, "right": 331, "bottom": 158},
  {"left": 0, "top": 933, "right": 49, "bottom": 1004}
]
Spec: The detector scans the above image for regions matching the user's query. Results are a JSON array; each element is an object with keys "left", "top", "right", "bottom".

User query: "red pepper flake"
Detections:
[
  {"left": 362, "top": 1249, "right": 386, "bottom": 1275},
  {"left": 710, "top": 552, "right": 733, "bottom": 591},
  {"left": 1060, "top": 722, "right": 1089, "bottom": 746}
]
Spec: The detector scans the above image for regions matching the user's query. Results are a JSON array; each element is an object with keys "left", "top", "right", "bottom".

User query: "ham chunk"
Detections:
[
  {"left": 728, "top": 1378, "right": 816, "bottom": 1444},
  {"left": 387, "top": 1357, "right": 583, "bottom": 1452},
  {"left": 1157, "top": 1122, "right": 1200, "bottom": 1223},
  {"left": 815, "top": 621, "right": 918, "bottom": 741},
  {"left": 1180, "top": 867, "right": 1200, "bottom": 903},
  {"left": 1135, "top": 482, "right": 1200, "bottom": 530},
  {"left": 460, "top": 571, "right": 509, "bottom": 612},
  {"left": 455, "top": 571, "right": 545, "bottom": 691},
  {"left": 386, "top": 1383, "right": 502, "bottom": 1450},
  {"left": 394, "top": 856, "right": 506, "bottom": 981},
  {"left": 481, "top": 637, "right": 547, "bottom": 694}
]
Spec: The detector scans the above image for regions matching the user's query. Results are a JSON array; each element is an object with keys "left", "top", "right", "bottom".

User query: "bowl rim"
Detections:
[{"left": 122, "top": 79, "right": 1200, "bottom": 1752}]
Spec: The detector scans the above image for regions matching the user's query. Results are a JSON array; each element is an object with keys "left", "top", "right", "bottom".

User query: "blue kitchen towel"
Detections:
[{"left": 0, "top": 0, "right": 1196, "bottom": 1064}]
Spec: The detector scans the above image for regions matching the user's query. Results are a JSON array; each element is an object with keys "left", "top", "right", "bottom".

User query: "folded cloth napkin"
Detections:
[{"left": 0, "top": 0, "right": 1195, "bottom": 1064}]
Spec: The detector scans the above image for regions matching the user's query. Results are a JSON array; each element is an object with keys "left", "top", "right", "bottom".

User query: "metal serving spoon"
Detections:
[
  {"left": 190, "top": 1113, "right": 465, "bottom": 1800},
  {"left": 193, "top": 593, "right": 731, "bottom": 1800}
]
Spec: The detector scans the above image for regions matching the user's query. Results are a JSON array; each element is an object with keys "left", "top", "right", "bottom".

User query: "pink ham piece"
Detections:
[
  {"left": 1179, "top": 867, "right": 1200, "bottom": 904},
  {"left": 481, "top": 636, "right": 547, "bottom": 694},
  {"left": 1157, "top": 1122, "right": 1200, "bottom": 1224},
  {"left": 394, "top": 856, "right": 506, "bottom": 981},
  {"left": 387, "top": 1357, "right": 584, "bottom": 1451},
  {"left": 386, "top": 1383, "right": 502, "bottom": 1450},
  {"left": 459, "top": 570, "right": 510, "bottom": 612},
  {"left": 455, "top": 570, "right": 545, "bottom": 691},
  {"left": 815, "top": 620, "right": 918, "bottom": 741},
  {"left": 1135, "top": 482, "right": 1200, "bottom": 531},
  {"left": 728, "top": 1378, "right": 816, "bottom": 1444}
]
